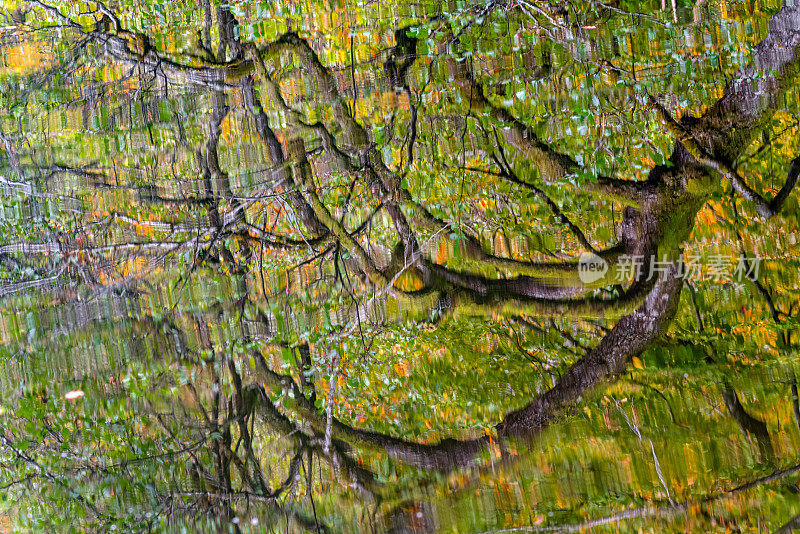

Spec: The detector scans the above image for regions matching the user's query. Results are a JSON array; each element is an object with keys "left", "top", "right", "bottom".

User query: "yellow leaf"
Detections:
[{"left": 632, "top": 356, "right": 644, "bottom": 370}]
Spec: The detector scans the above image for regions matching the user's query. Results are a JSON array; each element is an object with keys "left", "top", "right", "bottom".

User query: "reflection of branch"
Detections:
[
  {"left": 491, "top": 140, "right": 597, "bottom": 253},
  {"left": 246, "top": 30, "right": 632, "bottom": 299},
  {"left": 612, "top": 398, "right": 674, "bottom": 505},
  {"left": 659, "top": 1, "right": 800, "bottom": 215},
  {"left": 650, "top": 94, "right": 800, "bottom": 218},
  {"left": 700, "top": 3, "right": 800, "bottom": 162},
  {"left": 29, "top": 0, "right": 82, "bottom": 29},
  {"left": 287, "top": 138, "right": 413, "bottom": 298},
  {"left": 440, "top": 28, "right": 643, "bottom": 204},
  {"left": 623, "top": 378, "right": 687, "bottom": 428},
  {"left": 791, "top": 376, "right": 800, "bottom": 438},
  {"left": 253, "top": 269, "right": 680, "bottom": 471},
  {"left": 41, "top": 6, "right": 641, "bottom": 299},
  {"left": 728, "top": 156, "right": 800, "bottom": 219},
  {"left": 0, "top": 426, "right": 105, "bottom": 519},
  {"left": 249, "top": 382, "right": 382, "bottom": 500},
  {"left": 539, "top": 461, "right": 800, "bottom": 532},
  {"left": 241, "top": 76, "right": 328, "bottom": 236},
  {"left": 776, "top": 513, "right": 800, "bottom": 533},
  {"left": 683, "top": 256, "right": 774, "bottom": 458},
  {"left": 720, "top": 382, "right": 773, "bottom": 458},
  {"left": 0, "top": 264, "right": 67, "bottom": 298},
  {"left": 432, "top": 256, "right": 661, "bottom": 320}
]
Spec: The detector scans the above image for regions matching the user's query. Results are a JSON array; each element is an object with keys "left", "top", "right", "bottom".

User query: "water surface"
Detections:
[{"left": 1, "top": 0, "right": 800, "bottom": 531}]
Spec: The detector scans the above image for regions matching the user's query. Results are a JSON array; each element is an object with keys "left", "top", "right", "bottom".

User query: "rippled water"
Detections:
[{"left": 1, "top": 0, "right": 800, "bottom": 532}]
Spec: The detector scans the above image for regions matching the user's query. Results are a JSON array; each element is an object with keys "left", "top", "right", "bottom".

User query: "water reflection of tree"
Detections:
[{"left": 1, "top": 0, "right": 800, "bottom": 530}]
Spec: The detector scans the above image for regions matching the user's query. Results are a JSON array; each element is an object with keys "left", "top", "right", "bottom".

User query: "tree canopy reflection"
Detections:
[{"left": 0, "top": 0, "right": 799, "bottom": 531}]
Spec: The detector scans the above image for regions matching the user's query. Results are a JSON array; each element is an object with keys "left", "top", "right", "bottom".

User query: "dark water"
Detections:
[{"left": 1, "top": 0, "right": 800, "bottom": 531}]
